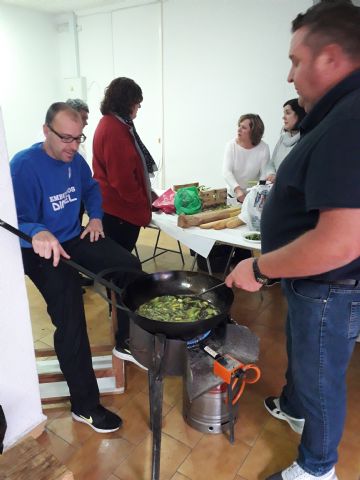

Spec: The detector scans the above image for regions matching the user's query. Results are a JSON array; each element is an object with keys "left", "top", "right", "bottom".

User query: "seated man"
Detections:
[{"left": 10, "top": 102, "right": 142, "bottom": 433}]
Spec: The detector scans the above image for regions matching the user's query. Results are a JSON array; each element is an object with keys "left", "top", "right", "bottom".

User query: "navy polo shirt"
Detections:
[{"left": 261, "top": 69, "right": 360, "bottom": 281}]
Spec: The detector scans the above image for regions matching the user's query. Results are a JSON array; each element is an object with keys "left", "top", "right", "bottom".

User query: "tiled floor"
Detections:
[{"left": 27, "top": 228, "right": 360, "bottom": 480}]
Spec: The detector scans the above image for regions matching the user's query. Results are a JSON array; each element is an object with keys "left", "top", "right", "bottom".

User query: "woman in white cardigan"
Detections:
[
  {"left": 223, "top": 114, "right": 270, "bottom": 203},
  {"left": 266, "top": 98, "right": 306, "bottom": 183}
]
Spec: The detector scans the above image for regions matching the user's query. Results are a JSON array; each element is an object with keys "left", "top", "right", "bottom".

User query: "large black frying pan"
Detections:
[
  {"left": 0, "top": 219, "right": 233, "bottom": 340},
  {"left": 122, "top": 270, "right": 234, "bottom": 340}
]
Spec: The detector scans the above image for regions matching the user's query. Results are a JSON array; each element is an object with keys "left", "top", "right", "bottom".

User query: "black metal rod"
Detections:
[
  {"left": 0, "top": 218, "right": 131, "bottom": 305},
  {"left": 227, "top": 383, "right": 235, "bottom": 444},
  {"left": 149, "top": 370, "right": 163, "bottom": 480}
]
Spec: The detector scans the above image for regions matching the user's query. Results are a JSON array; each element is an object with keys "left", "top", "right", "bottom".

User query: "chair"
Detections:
[{"left": 134, "top": 225, "right": 185, "bottom": 265}]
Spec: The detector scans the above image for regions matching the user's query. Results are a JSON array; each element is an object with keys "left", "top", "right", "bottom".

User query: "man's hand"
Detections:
[
  {"left": 225, "top": 258, "right": 263, "bottom": 292},
  {"left": 32, "top": 231, "right": 70, "bottom": 267},
  {"left": 80, "top": 218, "right": 105, "bottom": 242}
]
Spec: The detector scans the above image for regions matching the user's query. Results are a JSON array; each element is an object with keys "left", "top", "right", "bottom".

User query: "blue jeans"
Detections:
[{"left": 279, "top": 279, "right": 360, "bottom": 475}]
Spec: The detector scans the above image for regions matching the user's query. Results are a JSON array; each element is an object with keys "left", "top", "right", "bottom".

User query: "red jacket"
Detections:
[{"left": 92, "top": 115, "right": 151, "bottom": 226}]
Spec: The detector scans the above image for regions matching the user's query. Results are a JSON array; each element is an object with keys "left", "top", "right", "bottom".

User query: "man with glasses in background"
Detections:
[
  {"left": 65, "top": 98, "right": 94, "bottom": 290},
  {"left": 10, "top": 102, "right": 142, "bottom": 433}
]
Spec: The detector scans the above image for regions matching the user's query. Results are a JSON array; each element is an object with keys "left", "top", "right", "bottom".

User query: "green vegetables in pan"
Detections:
[{"left": 136, "top": 295, "right": 220, "bottom": 322}]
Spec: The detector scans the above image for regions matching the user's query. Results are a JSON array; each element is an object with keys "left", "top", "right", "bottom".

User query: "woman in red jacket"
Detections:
[
  {"left": 93, "top": 77, "right": 157, "bottom": 366},
  {"left": 93, "top": 77, "right": 157, "bottom": 252}
]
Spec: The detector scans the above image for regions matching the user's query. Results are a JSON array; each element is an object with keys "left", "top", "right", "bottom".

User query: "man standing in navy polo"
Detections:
[{"left": 226, "top": 2, "right": 360, "bottom": 479}]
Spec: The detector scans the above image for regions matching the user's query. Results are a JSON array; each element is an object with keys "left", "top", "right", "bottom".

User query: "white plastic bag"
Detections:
[{"left": 240, "top": 183, "right": 272, "bottom": 231}]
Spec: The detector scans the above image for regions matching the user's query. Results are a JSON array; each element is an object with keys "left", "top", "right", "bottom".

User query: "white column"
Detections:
[{"left": 0, "top": 107, "right": 46, "bottom": 449}]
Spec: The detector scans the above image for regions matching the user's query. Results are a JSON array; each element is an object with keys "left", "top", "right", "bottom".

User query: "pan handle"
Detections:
[{"left": 0, "top": 218, "right": 140, "bottom": 314}]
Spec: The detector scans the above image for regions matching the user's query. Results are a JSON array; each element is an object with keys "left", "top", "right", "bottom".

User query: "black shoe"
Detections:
[
  {"left": 264, "top": 396, "right": 304, "bottom": 434},
  {"left": 113, "top": 340, "right": 147, "bottom": 370},
  {"left": 79, "top": 274, "right": 94, "bottom": 287},
  {"left": 72, "top": 404, "right": 122, "bottom": 433}
]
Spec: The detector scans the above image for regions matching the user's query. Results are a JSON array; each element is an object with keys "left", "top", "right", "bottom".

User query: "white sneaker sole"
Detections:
[
  {"left": 264, "top": 398, "right": 304, "bottom": 435},
  {"left": 71, "top": 412, "right": 120, "bottom": 433},
  {"left": 112, "top": 347, "right": 148, "bottom": 370},
  {"left": 280, "top": 462, "right": 338, "bottom": 480}
]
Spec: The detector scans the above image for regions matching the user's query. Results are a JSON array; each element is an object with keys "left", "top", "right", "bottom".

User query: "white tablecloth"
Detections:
[{"left": 150, "top": 212, "right": 261, "bottom": 258}]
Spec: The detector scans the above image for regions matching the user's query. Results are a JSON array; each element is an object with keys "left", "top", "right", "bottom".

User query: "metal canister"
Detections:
[{"left": 183, "top": 383, "right": 240, "bottom": 434}]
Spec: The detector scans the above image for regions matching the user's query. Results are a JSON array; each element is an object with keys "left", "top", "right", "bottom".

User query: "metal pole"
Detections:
[
  {"left": 227, "top": 383, "right": 235, "bottom": 444},
  {"left": 149, "top": 333, "right": 166, "bottom": 480}
]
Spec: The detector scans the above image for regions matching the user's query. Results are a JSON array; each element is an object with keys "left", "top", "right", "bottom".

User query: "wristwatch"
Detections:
[{"left": 252, "top": 258, "right": 271, "bottom": 285}]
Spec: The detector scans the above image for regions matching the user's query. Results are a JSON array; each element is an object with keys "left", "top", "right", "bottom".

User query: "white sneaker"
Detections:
[
  {"left": 112, "top": 346, "right": 147, "bottom": 370},
  {"left": 264, "top": 396, "right": 305, "bottom": 434},
  {"left": 266, "top": 462, "right": 338, "bottom": 480}
]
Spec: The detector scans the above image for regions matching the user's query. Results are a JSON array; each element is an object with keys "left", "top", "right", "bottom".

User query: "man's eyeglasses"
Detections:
[{"left": 47, "top": 124, "right": 86, "bottom": 144}]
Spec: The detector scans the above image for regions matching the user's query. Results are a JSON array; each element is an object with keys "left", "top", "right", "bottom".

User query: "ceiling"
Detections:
[
  {"left": 0, "top": 0, "right": 155, "bottom": 14},
  {"left": 1, "top": 0, "right": 359, "bottom": 14}
]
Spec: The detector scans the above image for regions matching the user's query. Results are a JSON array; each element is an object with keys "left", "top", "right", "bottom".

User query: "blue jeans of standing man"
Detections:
[{"left": 279, "top": 279, "right": 360, "bottom": 475}]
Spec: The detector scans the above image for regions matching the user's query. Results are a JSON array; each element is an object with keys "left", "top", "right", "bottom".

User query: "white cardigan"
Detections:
[{"left": 222, "top": 139, "right": 270, "bottom": 193}]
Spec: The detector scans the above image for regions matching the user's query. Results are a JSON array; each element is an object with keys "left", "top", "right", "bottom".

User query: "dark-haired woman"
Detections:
[
  {"left": 93, "top": 77, "right": 157, "bottom": 365},
  {"left": 266, "top": 98, "right": 306, "bottom": 183},
  {"left": 223, "top": 114, "right": 270, "bottom": 203},
  {"left": 93, "top": 77, "right": 157, "bottom": 253}
]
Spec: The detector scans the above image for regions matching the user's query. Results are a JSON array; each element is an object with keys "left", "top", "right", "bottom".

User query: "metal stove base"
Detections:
[
  {"left": 128, "top": 319, "right": 259, "bottom": 480},
  {"left": 183, "top": 411, "right": 238, "bottom": 434},
  {"left": 183, "top": 384, "right": 240, "bottom": 434}
]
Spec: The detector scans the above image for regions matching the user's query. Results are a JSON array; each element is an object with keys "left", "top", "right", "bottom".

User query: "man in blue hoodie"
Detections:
[{"left": 10, "top": 102, "right": 141, "bottom": 433}]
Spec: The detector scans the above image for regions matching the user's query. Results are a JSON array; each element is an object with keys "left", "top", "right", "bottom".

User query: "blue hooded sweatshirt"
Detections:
[{"left": 10, "top": 143, "right": 103, "bottom": 247}]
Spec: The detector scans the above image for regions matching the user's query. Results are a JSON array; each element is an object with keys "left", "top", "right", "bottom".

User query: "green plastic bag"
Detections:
[{"left": 174, "top": 187, "right": 202, "bottom": 215}]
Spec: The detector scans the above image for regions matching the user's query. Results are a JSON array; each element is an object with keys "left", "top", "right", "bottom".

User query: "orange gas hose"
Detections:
[{"left": 226, "top": 363, "right": 261, "bottom": 405}]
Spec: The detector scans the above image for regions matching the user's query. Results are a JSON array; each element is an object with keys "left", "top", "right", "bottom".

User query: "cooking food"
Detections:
[
  {"left": 245, "top": 232, "right": 261, "bottom": 241},
  {"left": 136, "top": 295, "right": 220, "bottom": 322}
]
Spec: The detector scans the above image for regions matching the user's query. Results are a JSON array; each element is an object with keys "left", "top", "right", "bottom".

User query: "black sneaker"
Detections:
[
  {"left": 113, "top": 340, "right": 147, "bottom": 370},
  {"left": 72, "top": 404, "right": 122, "bottom": 433},
  {"left": 264, "top": 396, "right": 304, "bottom": 434}
]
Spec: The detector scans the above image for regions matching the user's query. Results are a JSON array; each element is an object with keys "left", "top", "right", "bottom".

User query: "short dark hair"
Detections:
[
  {"left": 283, "top": 98, "right": 306, "bottom": 131},
  {"left": 100, "top": 77, "right": 143, "bottom": 117},
  {"left": 66, "top": 98, "right": 89, "bottom": 113},
  {"left": 45, "top": 102, "right": 80, "bottom": 125},
  {"left": 238, "top": 114, "right": 265, "bottom": 146},
  {"left": 292, "top": 1, "right": 360, "bottom": 60}
]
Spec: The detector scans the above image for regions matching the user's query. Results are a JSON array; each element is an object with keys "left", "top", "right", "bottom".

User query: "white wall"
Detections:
[
  {"left": 0, "top": 108, "right": 46, "bottom": 449},
  {"left": 1, "top": 0, "right": 313, "bottom": 185},
  {"left": 0, "top": 4, "right": 63, "bottom": 158},
  {"left": 162, "top": 0, "right": 312, "bottom": 187},
  {"left": 77, "top": 2, "right": 163, "bottom": 185},
  {"left": 75, "top": 0, "right": 312, "bottom": 188}
]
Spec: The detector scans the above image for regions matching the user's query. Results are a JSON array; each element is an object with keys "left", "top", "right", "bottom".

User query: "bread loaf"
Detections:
[
  {"left": 199, "top": 218, "right": 228, "bottom": 230},
  {"left": 213, "top": 219, "right": 231, "bottom": 230},
  {"left": 178, "top": 206, "right": 241, "bottom": 228},
  {"left": 225, "top": 217, "right": 244, "bottom": 229},
  {"left": 199, "top": 210, "right": 240, "bottom": 229}
]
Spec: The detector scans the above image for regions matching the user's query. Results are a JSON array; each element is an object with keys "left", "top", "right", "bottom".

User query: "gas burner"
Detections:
[{"left": 186, "top": 330, "right": 212, "bottom": 349}]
